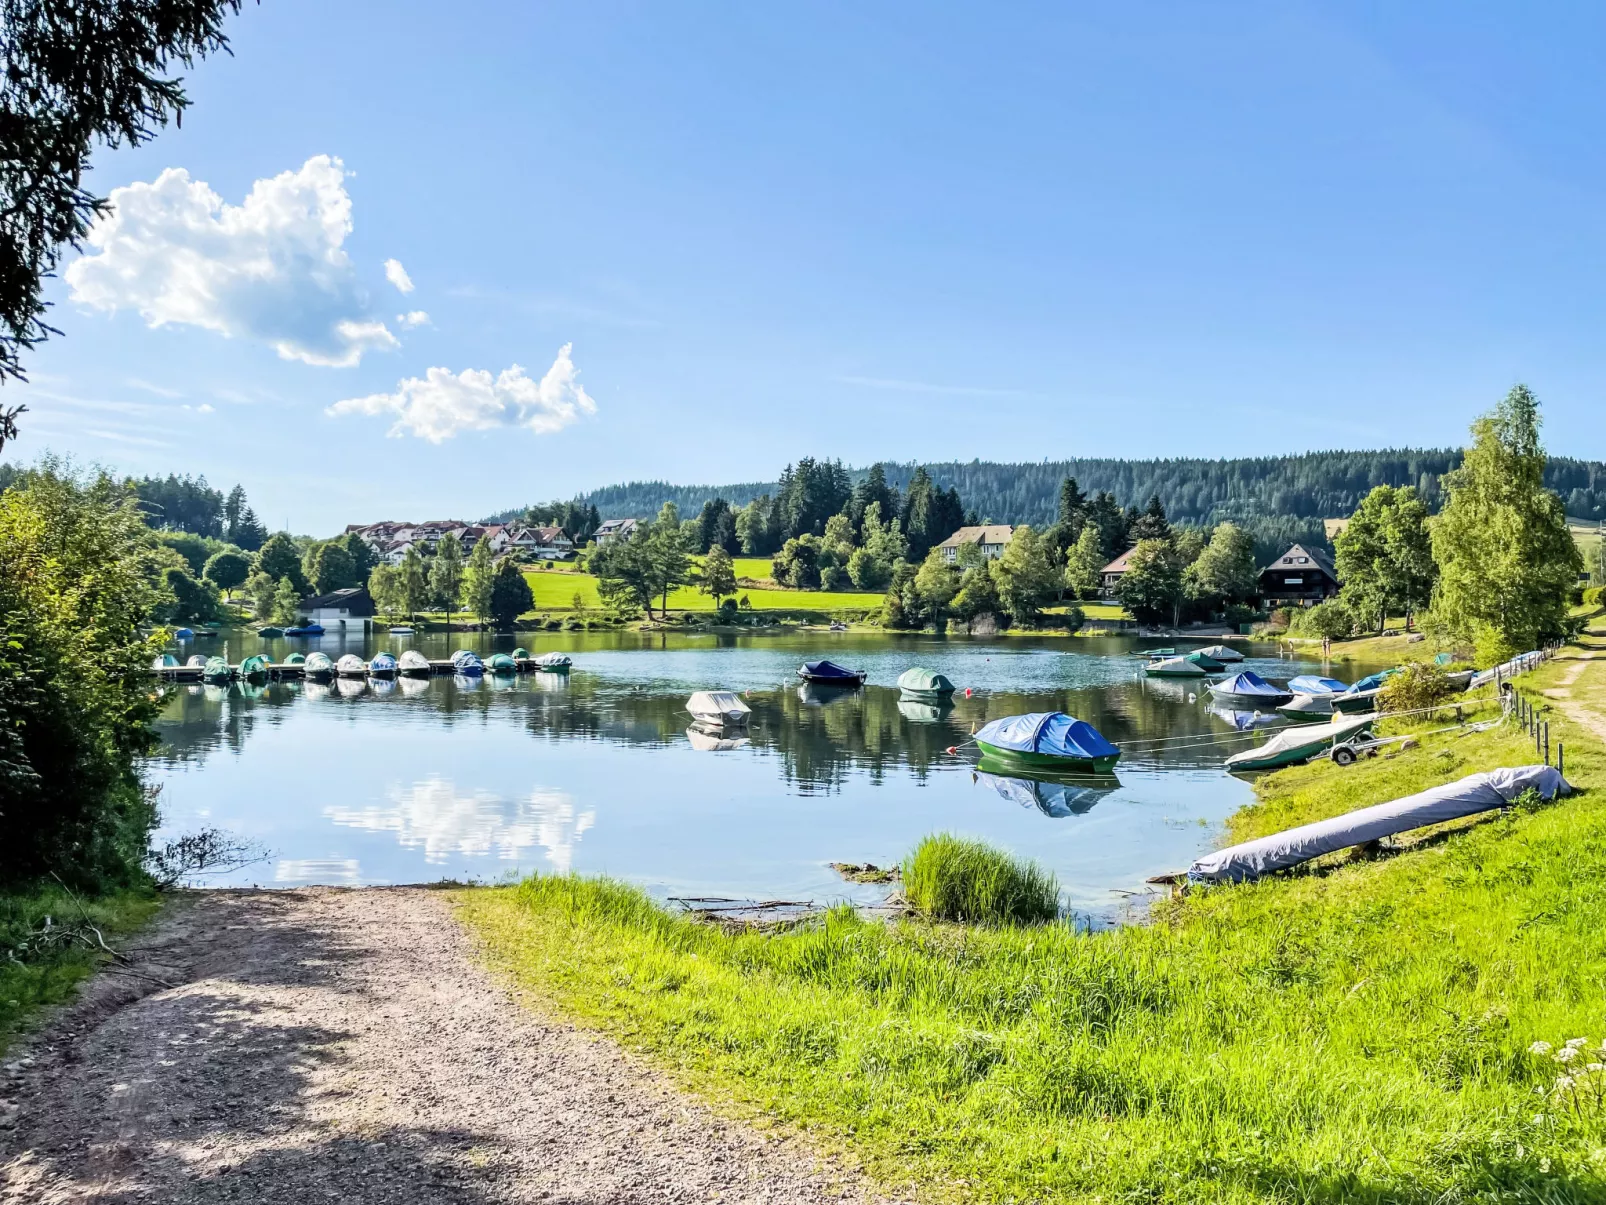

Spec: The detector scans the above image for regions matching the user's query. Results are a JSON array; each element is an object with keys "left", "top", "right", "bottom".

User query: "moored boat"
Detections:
[
  {"left": 531, "top": 652, "right": 572, "bottom": 672},
  {"left": 399, "top": 649, "right": 431, "bottom": 676},
  {"left": 487, "top": 653, "right": 518, "bottom": 674},
  {"left": 1195, "top": 644, "right": 1244, "bottom": 663},
  {"left": 1145, "top": 655, "right": 1207, "bottom": 678},
  {"left": 284, "top": 652, "right": 306, "bottom": 665},
  {"left": 388, "top": 625, "right": 415, "bottom": 635},
  {"left": 256, "top": 626, "right": 285, "bottom": 638},
  {"left": 201, "top": 655, "right": 230, "bottom": 684},
  {"left": 1224, "top": 713, "right": 1378, "bottom": 772},
  {"left": 1184, "top": 650, "right": 1225, "bottom": 672},
  {"left": 797, "top": 659, "right": 866, "bottom": 686},
  {"left": 1208, "top": 671, "right": 1293, "bottom": 708},
  {"left": 972, "top": 712, "right": 1121, "bottom": 774},
  {"left": 173, "top": 628, "right": 195, "bottom": 641},
  {"left": 185, "top": 654, "right": 207, "bottom": 667},
  {"left": 303, "top": 651, "right": 335, "bottom": 680},
  {"left": 512, "top": 647, "right": 531, "bottom": 660},
  {"left": 284, "top": 623, "right": 325, "bottom": 637},
  {"left": 369, "top": 651, "right": 399, "bottom": 678},
  {"left": 897, "top": 667, "right": 956, "bottom": 699},
  {"left": 451, "top": 649, "right": 485, "bottom": 676},
  {"left": 686, "top": 690, "right": 751, "bottom": 726},
  {"left": 1277, "top": 675, "right": 1351, "bottom": 721},
  {"left": 152, "top": 653, "right": 179, "bottom": 669},
  {"left": 240, "top": 654, "right": 272, "bottom": 680},
  {"left": 1332, "top": 670, "right": 1397, "bottom": 714},
  {"left": 336, "top": 654, "right": 367, "bottom": 678}
]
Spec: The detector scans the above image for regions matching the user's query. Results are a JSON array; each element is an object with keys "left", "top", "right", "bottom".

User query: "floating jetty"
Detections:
[{"left": 149, "top": 656, "right": 567, "bottom": 683}]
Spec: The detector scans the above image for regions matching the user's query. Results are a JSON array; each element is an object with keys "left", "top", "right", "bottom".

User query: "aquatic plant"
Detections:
[{"left": 900, "top": 833, "right": 1059, "bottom": 924}]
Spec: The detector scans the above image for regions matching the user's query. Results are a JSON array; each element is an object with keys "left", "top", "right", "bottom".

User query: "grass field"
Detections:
[
  {"left": 520, "top": 567, "right": 884, "bottom": 614},
  {"left": 459, "top": 643, "right": 1606, "bottom": 1202}
]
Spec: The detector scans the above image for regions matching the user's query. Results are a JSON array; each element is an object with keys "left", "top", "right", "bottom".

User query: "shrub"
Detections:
[
  {"left": 1293, "top": 599, "right": 1355, "bottom": 640},
  {"left": 901, "top": 834, "right": 1059, "bottom": 925},
  {"left": 1585, "top": 586, "right": 1604, "bottom": 609},
  {"left": 1377, "top": 661, "right": 1454, "bottom": 713}
]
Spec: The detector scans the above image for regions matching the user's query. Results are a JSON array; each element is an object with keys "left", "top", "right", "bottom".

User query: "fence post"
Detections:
[
  {"left": 1543, "top": 722, "right": 1550, "bottom": 767},
  {"left": 1559, "top": 742, "right": 1565, "bottom": 778}
]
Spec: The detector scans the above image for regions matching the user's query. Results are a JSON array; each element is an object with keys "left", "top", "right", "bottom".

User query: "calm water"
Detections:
[{"left": 148, "top": 630, "right": 1368, "bottom": 922}]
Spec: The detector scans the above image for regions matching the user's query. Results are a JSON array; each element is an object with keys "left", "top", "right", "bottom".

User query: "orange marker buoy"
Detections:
[
  {"left": 945, "top": 746, "right": 958, "bottom": 755},
  {"left": 964, "top": 687, "right": 973, "bottom": 698}
]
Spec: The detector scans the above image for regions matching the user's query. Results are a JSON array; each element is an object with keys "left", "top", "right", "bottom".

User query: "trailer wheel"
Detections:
[{"left": 1332, "top": 746, "right": 1358, "bottom": 767}]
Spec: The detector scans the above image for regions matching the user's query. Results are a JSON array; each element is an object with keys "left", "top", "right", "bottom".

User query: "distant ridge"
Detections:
[{"left": 488, "top": 450, "right": 1606, "bottom": 545}]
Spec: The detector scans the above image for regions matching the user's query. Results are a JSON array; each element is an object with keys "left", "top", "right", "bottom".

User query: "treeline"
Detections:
[
  {"left": 523, "top": 449, "right": 1606, "bottom": 549},
  {"left": 128, "top": 474, "right": 268, "bottom": 550}
]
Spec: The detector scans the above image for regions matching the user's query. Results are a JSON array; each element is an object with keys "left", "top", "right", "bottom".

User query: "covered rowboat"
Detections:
[
  {"left": 451, "top": 650, "right": 485, "bottom": 676},
  {"left": 1146, "top": 656, "right": 1207, "bottom": 678},
  {"left": 399, "top": 649, "right": 431, "bottom": 676},
  {"left": 304, "top": 651, "right": 335, "bottom": 680},
  {"left": 687, "top": 690, "right": 751, "bottom": 726},
  {"left": 532, "top": 652, "right": 572, "bottom": 672},
  {"left": 897, "top": 667, "right": 955, "bottom": 698},
  {"left": 487, "top": 653, "right": 519, "bottom": 674},
  {"left": 972, "top": 712, "right": 1121, "bottom": 774},
  {"left": 369, "top": 651, "right": 399, "bottom": 678},
  {"left": 1224, "top": 713, "right": 1378, "bottom": 772},
  {"left": 1208, "top": 671, "right": 1292, "bottom": 708},
  {"left": 1195, "top": 644, "right": 1244, "bottom": 663},
  {"left": 336, "top": 654, "right": 367, "bottom": 678},
  {"left": 798, "top": 659, "right": 866, "bottom": 686}
]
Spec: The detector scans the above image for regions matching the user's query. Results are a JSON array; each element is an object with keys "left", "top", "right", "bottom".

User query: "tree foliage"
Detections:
[
  {"left": 1118, "top": 538, "right": 1186, "bottom": 625},
  {"left": 699, "top": 545, "right": 737, "bottom": 602},
  {"left": 1336, "top": 485, "right": 1436, "bottom": 633},
  {"left": 201, "top": 548, "right": 249, "bottom": 592},
  {"left": 0, "top": 0, "right": 245, "bottom": 445},
  {"left": 0, "top": 461, "right": 167, "bottom": 886},
  {"left": 462, "top": 537, "right": 495, "bottom": 624},
  {"left": 302, "top": 539, "right": 357, "bottom": 595},
  {"left": 489, "top": 557, "right": 533, "bottom": 630},
  {"left": 429, "top": 533, "right": 465, "bottom": 612},
  {"left": 990, "top": 525, "right": 1060, "bottom": 625},
  {"left": 254, "top": 532, "right": 305, "bottom": 592},
  {"left": 1430, "top": 386, "right": 1581, "bottom": 661}
]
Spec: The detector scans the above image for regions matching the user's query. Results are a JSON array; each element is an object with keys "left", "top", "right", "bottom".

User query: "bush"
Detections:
[
  {"left": 1585, "top": 586, "right": 1604, "bottom": 609},
  {"left": 1292, "top": 599, "right": 1355, "bottom": 640},
  {"left": 1377, "top": 661, "right": 1454, "bottom": 713},
  {"left": 902, "top": 834, "right": 1059, "bottom": 925}
]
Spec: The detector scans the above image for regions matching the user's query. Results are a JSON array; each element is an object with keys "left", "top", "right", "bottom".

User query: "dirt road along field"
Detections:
[{"left": 0, "top": 889, "right": 889, "bottom": 1204}]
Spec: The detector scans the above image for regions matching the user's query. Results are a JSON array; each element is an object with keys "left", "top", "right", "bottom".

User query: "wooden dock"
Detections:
[{"left": 149, "top": 658, "right": 566, "bottom": 684}]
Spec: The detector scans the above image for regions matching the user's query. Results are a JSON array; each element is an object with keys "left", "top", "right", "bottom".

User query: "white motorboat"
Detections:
[{"left": 686, "top": 690, "right": 751, "bottom": 726}]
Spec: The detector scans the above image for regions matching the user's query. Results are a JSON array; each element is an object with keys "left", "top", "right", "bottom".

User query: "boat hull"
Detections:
[
  {"left": 1332, "top": 690, "right": 1380, "bottom": 714},
  {"left": 1145, "top": 667, "right": 1206, "bottom": 678},
  {"left": 1210, "top": 689, "right": 1293, "bottom": 708},
  {"left": 976, "top": 740, "right": 1121, "bottom": 775}
]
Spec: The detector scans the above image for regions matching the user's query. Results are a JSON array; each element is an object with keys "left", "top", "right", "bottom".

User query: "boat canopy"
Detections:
[
  {"left": 1147, "top": 656, "right": 1206, "bottom": 676},
  {"left": 897, "top": 667, "right": 955, "bottom": 694},
  {"left": 305, "top": 652, "right": 334, "bottom": 671},
  {"left": 487, "top": 653, "right": 518, "bottom": 672},
  {"left": 974, "top": 712, "right": 1119, "bottom": 761},
  {"left": 185, "top": 654, "right": 206, "bottom": 667},
  {"left": 451, "top": 649, "right": 478, "bottom": 664},
  {"left": 687, "top": 690, "right": 751, "bottom": 719},
  {"left": 202, "top": 655, "right": 229, "bottom": 677},
  {"left": 976, "top": 770, "right": 1116, "bottom": 819},
  {"left": 369, "top": 651, "right": 398, "bottom": 671},
  {"left": 1346, "top": 669, "right": 1398, "bottom": 694},
  {"left": 801, "top": 659, "right": 860, "bottom": 682},
  {"left": 1287, "top": 675, "right": 1349, "bottom": 695},
  {"left": 240, "top": 654, "right": 271, "bottom": 675},
  {"left": 1213, "top": 671, "right": 1287, "bottom": 698},
  {"left": 174, "top": 628, "right": 194, "bottom": 640},
  {"left": 532, "top": 651, "right": 571, "bottom": 667},
  {"left": 1185, "top": 651, "right": 1224, "bottom": 670},
  {"left": 153, "top": 654, "right": 179, "bottom": 668},
  {"left": 284, "top": 652, "right": 306, "bottom": 665},
  {"left": 1191, "top": 765, "right": 1571, "bottom": 882},
  {"left": 512, "top": 647, "right": 531, "bottom": 660},
  {"left": 399, "top": 650, "right": 430, "bottom": 670},
  {"left": 337, "top": 654, "right": 366, "bottom": 672},
  {"left": 1196, "top": 644, "right": 1244, "bottom": 662}
]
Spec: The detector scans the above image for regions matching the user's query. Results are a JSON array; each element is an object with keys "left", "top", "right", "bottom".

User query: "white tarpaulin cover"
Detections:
[
  {"left": 687, "top": 690, "right": 751, "bottom": 724},
  {"left": 1189, "top": 765, "right": 1571, "bottom": 882}
]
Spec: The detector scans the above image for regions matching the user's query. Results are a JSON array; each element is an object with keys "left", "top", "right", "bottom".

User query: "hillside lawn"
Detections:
[{"left": 458, "top": 625, "right": 1606, "bottom": 1203}]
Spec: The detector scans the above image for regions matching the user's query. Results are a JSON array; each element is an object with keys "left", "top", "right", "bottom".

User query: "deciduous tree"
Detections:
[
  {"left": 430, "top": 533, "right": 465, "bottom": 618},
  {"left": 1118, "top": 538, "right": 1185, "bottom": 626},
  {"left": 699, "top": 546, "right": 737, "bottom": 604},
  {"left": 489, "top": 558, "right": 534, "bottom": 630},
  {"left": 991, "top": 526, "right": 1060, "bottom": 625}
]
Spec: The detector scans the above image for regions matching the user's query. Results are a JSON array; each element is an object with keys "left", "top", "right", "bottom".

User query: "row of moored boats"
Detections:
[{"left": 152, "top": 648, "right": 573, "bottom": 683}]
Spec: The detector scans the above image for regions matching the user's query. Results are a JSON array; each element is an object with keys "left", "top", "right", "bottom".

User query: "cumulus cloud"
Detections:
[
  {"left": 397, "top": 310, "right": 430, "bottom": 328},
  {"left": 64, "top": 155, "right": 399, "bottom": 368},
  {"left": 384, "top": 258, "right": 415, "bottom": 293},
  {"left": 327, "top": 342, "right": 596, "bottom": 442}
]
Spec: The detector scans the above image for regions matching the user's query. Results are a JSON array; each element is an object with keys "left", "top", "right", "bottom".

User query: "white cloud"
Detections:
[
  {"left": 64, "top": 155, "right": 400, "bottom": 368},
  {"left": 124, "top": 378, "right": 183, "bottom": 398},
  {"left": 327, "top": 343, "right": 596, "bottom": 443},
  {"left": 384, "top": 258, "right": 415, "bottom": 293},
  {"left": 397, "top": 310, "right": 430, "bottom": 328}
]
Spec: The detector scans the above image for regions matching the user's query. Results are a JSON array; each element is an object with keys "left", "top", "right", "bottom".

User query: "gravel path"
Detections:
[{"left": 0, "top": 889, "right": 893, "bottom": 1204}]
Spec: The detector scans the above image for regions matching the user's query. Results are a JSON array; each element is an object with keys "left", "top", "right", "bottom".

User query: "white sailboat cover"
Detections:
[
  {"left": 687, "top": 690, "right": 751, "bottom": 725},
  {"left": 1190, "top": 765, "right": 1571, "bottom": 882},
  {"left": 1224, "top": 712, "right": 1375, "bottom": 769}
]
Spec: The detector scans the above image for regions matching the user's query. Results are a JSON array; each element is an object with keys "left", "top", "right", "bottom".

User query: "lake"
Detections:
[{"left": 148, "top": 629, "right": 1366, "bottom": 924}]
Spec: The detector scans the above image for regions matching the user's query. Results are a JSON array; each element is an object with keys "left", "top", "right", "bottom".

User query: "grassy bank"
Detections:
[
  {"left": 459, "top": 659, "right": 1606, "bottom": 1202},
  {"left": 0, "top": 885, "right": 160, "bottom": 1056}
]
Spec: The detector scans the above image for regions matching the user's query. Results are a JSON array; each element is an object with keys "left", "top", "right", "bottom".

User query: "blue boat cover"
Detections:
[
  {"left": 1347, "top": 669, "right": 1399, "bottom": 694},
  {"left": 173, "top": 628, "right": 194, "bottom": 639},
  {"left": 451, "top": 649, "right": 481, "bottom": 665},
  {"left": 974, "top": 712, "right": 1119, "bottom": 760},
  {"left": 801, "top": 659, "right": 859, "bottom": 682},
  {"left": 975, "top": 771, "right": 1115, "bottom": 818},
  {"left": 370, "top": 652, "right": 398, "bottom": 671},
  {"left": 1213, "top": 671, "right": 1286, "bottom": 698},
  {"left": 1287, "top": 675, "right": 1349, "bottom": 695}
]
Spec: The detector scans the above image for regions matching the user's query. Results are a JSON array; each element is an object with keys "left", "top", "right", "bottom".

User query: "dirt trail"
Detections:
[{"left": 1, "top": 889, "right": 893, "bottom": 1204}]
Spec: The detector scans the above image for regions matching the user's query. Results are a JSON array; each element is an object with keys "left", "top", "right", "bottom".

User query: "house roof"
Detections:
[
  {"left": 531, "top": 526, "right": 570, "bottom": 542},
  {"left": 1101, "top": 547, "right": 1138, "bottom": 575},
  {"left": 936, "top": 525, "right": 1014, "bottom": 549},
  {"left": 303, "top": 586, "right": 376, "bottom": 616},
  {"left": 596, "top": 517, "right": 639, "bottom": 533},
  {"left": 1260, "top": 544, "right": 1338, "bottom": 581}
]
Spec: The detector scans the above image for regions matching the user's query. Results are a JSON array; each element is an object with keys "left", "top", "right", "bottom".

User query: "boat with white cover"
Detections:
[{"left": 686, "top": 690, "right": 751, "bottom": 726}]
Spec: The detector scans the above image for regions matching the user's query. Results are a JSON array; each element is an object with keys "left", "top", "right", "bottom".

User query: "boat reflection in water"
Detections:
[
  {"left": 974, "top": 759, "right": 1122, "bottom": 819},
  {"left": 1208, "top": 704, "right": 1283, "bottom": 731},
  {"left": 398, "top": 674, "right": 432, "bottom": 697},
  {"left": 684, "top": 723, "right": 751, "bottom": 752},
  {"left": 797, "top": 681, "right": 861, "bottom": 707},
  {"left": 897, "top": 697, "right": 955, "bottom": 724}
]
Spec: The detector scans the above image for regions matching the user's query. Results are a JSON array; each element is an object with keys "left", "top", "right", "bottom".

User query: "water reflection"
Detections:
[{"left": 146, "top": 631, "right": 1381, "bottom": 916}]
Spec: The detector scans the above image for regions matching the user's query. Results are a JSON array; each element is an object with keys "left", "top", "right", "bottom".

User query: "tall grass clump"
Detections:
[{"left": 901, "top": 833, "right": 1059, "bottom": 924}]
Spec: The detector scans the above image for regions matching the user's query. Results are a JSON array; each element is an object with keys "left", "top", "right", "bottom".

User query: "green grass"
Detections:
[
  {"left": 458, "top": 654, "right": 1606, "bottom": 1203},
  {"left": 520, "top": 568, "right": 884, "bottom": 614},
  {"left": 902, "top": 833, "right": 1059, "bottom": 924},
  {"left": 0, "top": 885, "right": 160, "bottom": 1056}
]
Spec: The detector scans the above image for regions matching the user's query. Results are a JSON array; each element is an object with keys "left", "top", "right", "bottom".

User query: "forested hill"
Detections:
[{"left": 495, "top": 450, "right": 1606, "bottom": 528}]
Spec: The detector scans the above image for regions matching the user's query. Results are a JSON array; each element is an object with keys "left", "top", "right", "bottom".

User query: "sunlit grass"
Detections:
[
  {"left": 902, "top": 833, "right": 1059, "bottom": 924},
  {"left": 459, "top": 650, "right": 1606, "bottom": 1202},
  {"left": 519, "top": 568, "right": 883, "bottom": 614}
]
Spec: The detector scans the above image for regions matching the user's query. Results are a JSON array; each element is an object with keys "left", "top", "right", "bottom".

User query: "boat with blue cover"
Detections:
[
  {"left": 1278, "top": 675, "right": 1351, "bottom": 721},
  {"left": 451, "top": 649, "right": 485, "bottom": 676},
  {"left": 798, "top": 659, "right": 866, "bottom": 686},
  {"left": 369, "top": 651, "right": 399, "bottom": 678},
  {"left": 972, "top": 712, "right": 1121, "bottom": 774},
  {"left": 1208, "top": 671, "right": 1293, "bottom": 708},
  {"left": 1333, "top": 669, "right": 1399, "bottom": 714},
  {"left": 173, "top": 628, "right": 194, "bottom": 640},
  {"left": 284, "top": 623, "right": 325, "bottom": 637}
]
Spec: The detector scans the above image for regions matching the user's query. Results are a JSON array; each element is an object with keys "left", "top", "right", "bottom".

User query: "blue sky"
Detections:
[{"left": 5, "top": 1, "right": 1604, "bottom": 534}]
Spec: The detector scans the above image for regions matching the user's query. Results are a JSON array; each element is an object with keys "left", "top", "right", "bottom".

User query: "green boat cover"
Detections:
[
  {"left": 240, "top": 654, "right": 271, "bottom": 676},
  {"left": 1184, "top": 651, "right": 1225, "bottom": 671},
  {"left": 897, "top": 667, "right": 955, "bottom": 694},
  {"left": 487, "top": 653, "right": 518, "bottom": 672},
  {"left": 512, "top": 647, "right": 531, "bottom": 660},
  {"left": 202, "top": 656, "right": 229, "bottom": 679},
  {"left": 284, "top": 652, "right": 306, "bottom": 664}
]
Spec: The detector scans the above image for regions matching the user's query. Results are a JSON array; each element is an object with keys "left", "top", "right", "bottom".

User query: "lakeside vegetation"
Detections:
[{"left": 459, "top": 642, "right": 1606, "bottom": 1203}]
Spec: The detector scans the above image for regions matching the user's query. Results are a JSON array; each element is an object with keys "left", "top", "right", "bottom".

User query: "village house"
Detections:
[
  {"left": 1099, "top": 547, "right": 1138, "bottom": 597},
  {"left": 300, "top": 586, "right": 376, "bottom": 632},
  {"left": 936, "top": 525, "right": 1014, "bottom": 564},
  {"left": 1258, "top": 544, "right": 1340, "bottom": 607},
  {"left": 594, "top": 517, "right": 640, "bottom": 545}
]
